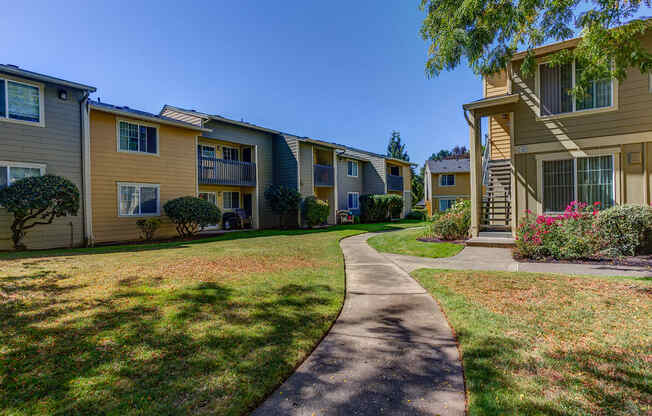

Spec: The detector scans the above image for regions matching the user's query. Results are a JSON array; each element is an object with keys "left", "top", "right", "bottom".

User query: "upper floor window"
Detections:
[
  {"left": 118, "top": 120, "right": 158, "bottom": 155},
  {"left": 222, "top": 146, "right": 239, "bottom": 161},
  {"left": 440, "top": 174, "right": 455, "bottom": 186},
  {"left": 0, "top": 161, "right": 45, "bottom": 188},
  {"left": 539, "top": 61, "right": 613, "bottom": 116},
  {"left": 389, "top": 165, "right": 400, "bottom": 176},
  {"left": 198, "top": 144, "right": 215, "bottom": 159},
  {"left": 347, "top": 160, "right": 358, "bottom": 177},
  {"left": 0, "top": 78, "right": 44, "bottom": 125}
]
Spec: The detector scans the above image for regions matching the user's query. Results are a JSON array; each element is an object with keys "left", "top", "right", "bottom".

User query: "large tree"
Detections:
[
  {"left": 386, "top": 131, "right": 410, "bottom": 161},
  {"left": 420, "top": 0, "right": 652, "bottom": 88}
]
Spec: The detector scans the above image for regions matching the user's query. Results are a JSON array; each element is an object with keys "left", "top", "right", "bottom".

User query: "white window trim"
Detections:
[
  {"left": 221, "top": 145, "right": 239, "bottom": 161},
  {"left": 117, "top": 182, "right": 160, "bottom": 217},
  {"left": 439, "top": 174, "right": 455, "bottom": 187},
  {"left": 535, "top": 59, "right": 619, "bottom": 121},
  {"left": 0, "top": 161, "right": 46, "bottom": 188},
  {"left": 347, "top": 192, "right": 359, "bottom": 209},
  {"left": 198, "top": 191, "right": 217, "bottom": 205},
  {"left": 222, "top": 191, "right": 240, "bottom": 210},
  {"left": 347, "top": 160, "right": 359, "bottom": 177},
  {"left": 0, "top": 75, "right": 46, "bottom": 128},
  {"left": 536, "top": 149, "right": 618, "bottom": 215},
  {"left": 198, "top": 144, "right": 216, "bottom": 158},
  {"left": 116, "top": 118, "right": 160, "bottom": 156}
]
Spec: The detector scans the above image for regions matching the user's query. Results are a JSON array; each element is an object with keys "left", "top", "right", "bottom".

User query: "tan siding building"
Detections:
[
  {"left": 89, "top": 103, "right": 204, "bottom": 244},
  {"left": 424, "top": 159, "right": 471, "bottom": 216}
]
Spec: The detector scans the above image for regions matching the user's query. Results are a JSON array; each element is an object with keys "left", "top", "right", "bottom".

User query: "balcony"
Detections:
[
  {"left": 314, "top": 164, "right": 334, "bottom": 187},
  {"left": 387, "top": 174, "right": 404, "bottom": 192},
  {"left": 198, "top": 156, "right": 256, "bottom": 186}
]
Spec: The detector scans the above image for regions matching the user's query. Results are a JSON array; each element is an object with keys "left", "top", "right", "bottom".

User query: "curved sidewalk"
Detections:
[{"left": 252, "top": 232, "right": 465, "bottom": 416}]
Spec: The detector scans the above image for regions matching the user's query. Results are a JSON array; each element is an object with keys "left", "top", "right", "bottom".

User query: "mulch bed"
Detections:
[
  {"left": 417, "top": 237, "right": 467, "bottom": 245},
  {"left": 513, "top": 252, "right": 652, "bottom": 269}
]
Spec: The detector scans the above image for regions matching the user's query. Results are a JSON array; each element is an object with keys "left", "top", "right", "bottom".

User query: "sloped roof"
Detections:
[
  {"left": 91, "top": 101, "right": 209, "bottom": 131},
  {"left": 0, "top": 64, "right": 96, "bottom": 92},
  {"left": 426, "top": 158, "right": 470, "bottom": 173}
]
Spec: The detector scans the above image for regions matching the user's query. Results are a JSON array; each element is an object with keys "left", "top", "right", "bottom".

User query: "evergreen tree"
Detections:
[{"left": 386, "top": 131, "right": 409, "bottom": 161}]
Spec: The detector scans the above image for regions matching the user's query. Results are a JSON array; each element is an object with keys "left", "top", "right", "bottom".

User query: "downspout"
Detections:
[{"left": 79, "top": 92, "right": 94, "bottom": 246}]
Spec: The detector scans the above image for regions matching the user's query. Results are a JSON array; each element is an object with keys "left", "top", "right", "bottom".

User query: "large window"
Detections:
[
  {"left": 118, "top": 183, "right": 159, "bottom": 216},
  {"left": 198, "top": 192, "right": 217, "bottom": 205},
  {"left": 223, "top": 191, "right": 240, "bottom": 209},
  {"left": 0, "top": 78, "right": 43, "bottom": 125},
  {"left": 198, "top": 144, "right": 215, "bottom": 159},
  {"left": 542, "top": 155, "right": 614, "bottom": 213},
  {"left": 439, "top": 198, "right": 456, "bottom": 212},
  {"left": 440, "top": 174, "right": 455, "bottom": 187},
  {"left": 118, "top": 121, "right": 158, "bottom": 154},
  {"left": 0, "top": 162, "right": 45, "bottom": 188},
  {"left": 222, "top": 147, "right": 239, "bottom": 161},
  {"left": 348, "top": 192, "right": 359, "bottom": 209},
  {"left": 539, "top": 62, "right": 613, "bottom": 116},
  {"left": 347, "top": 160, "right": 358, "bottom": 177}
]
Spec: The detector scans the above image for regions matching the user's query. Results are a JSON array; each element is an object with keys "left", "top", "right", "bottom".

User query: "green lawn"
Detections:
[
  {"left": 0, "top": 221, "right": 423, "bottom": 415},
  {"left": 367, "top": 227, "right": 463, "bottom": 258},
  {"left": 412, "top": 269, "right": 652, "bottom": 416}
]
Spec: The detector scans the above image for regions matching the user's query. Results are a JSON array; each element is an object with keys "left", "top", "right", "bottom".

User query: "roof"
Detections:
[
  {"left": 161, "top": 104, "right": 281, "bottom": 134},
  {"left": 0, "top": 64, "right": 96, "bottom": 92},
  {"left": 91, "top": 101, "right": 210, "bottom": 132},
  {"left": 462, "top": 93, "right": 520, "bottom": 111},
  {"left": 426, "top": 158, "right": 470, "bottom": 174}
]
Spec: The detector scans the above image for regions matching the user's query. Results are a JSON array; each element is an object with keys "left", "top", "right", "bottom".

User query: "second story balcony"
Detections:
[
  {"left": 314, "top": 164, "right": 334, "bottom": 187},
  {"left": 387, "top": 174, "right": 404, "bottom": 192},
  {"left": 198, "top": 156, "right": 256, "bottom": 187}
]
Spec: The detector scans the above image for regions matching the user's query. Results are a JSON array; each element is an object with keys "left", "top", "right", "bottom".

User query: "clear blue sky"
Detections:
[{"left": 4, "top": 1, "right": 482, "bottom": 167}]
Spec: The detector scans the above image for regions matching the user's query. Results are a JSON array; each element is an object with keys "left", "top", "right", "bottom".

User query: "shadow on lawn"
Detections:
[
  {"left": 0, "top": 221, "right": 422, "bottom": 261},
  {"left": 0, "top": 275, "right": 339, "bottom": 415}
]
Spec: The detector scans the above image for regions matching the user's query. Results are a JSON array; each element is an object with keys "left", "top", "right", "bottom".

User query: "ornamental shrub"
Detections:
[
  {"left": 0, "top": 174, "right": 80, "bottom": 249},
  {"left": 302, "top": 196, "right": 329, "bottom": 227},
  {"left": 515, "top": 201, "right": 600, "bottom": 260},
  {"left": 163, "top": 196, "right": 221, "bottom": 237},
  {"left": 429, "top": 200, "right": 471, "bottom": 240},
  {"left": 405, "top": 210, "right": 426, "bottom": 220},
  {"left": 136, "top": 217, "right": 162, "bottom": 241},
  {"left": 596, "top": 204, "right": 652, "bottom": 256},
  {"left": 387, "top": 194, "right": 404, "bottom": 219},
  {"left": 264, "top": 185, "right": 302, "bottom": 228},
  {"left": 360, "top": 194, "right": 389, "bottom": 222}
]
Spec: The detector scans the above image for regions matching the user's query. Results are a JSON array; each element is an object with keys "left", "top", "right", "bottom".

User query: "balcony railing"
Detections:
[
  {"left": 198, "top": 156, "right": 256, "bottom": 186},
  {"left": 387, "top": 174, "right": 404, "bottom": 192},
  {"left": 314, "top": 164, "right": 334, "bottom": 187}
]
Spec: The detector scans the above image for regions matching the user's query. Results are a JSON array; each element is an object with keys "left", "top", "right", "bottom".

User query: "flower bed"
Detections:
[{"left": 515, "top": 202, "right": 652, "bottom": 260}]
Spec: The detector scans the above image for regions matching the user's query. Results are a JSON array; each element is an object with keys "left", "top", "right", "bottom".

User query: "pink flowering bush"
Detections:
[
  {"left": 425, "top": 200, "right": 471, "bottom": 240},
  {"left": 515, "top": 201, "right": 602, "bottom": 259}
]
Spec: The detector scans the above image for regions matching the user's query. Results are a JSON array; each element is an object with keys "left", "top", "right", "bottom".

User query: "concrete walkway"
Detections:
[
  {"left": 386, "top": 246, "right": 652, "bottom": 278},
  {"left": 252, "top": 233, "right": 465, "bottom": 416}
]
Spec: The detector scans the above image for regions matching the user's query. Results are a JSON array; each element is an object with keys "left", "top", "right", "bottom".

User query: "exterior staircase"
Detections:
[{"left": 481, "top": 158, "right": 512, "bottom": 232}]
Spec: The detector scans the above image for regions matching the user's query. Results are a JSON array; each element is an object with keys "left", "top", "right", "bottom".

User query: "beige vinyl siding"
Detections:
[
  {"left": 490, "top": 114, "right": 512, "bottom": 160},
  {"left": 484, "top": 70, "right": 508, "bottom": 97},
  {"left": 160, "top": 107, "right": 203, "bottom": 126},
  {"left": 0, "top": 77, "right": 85, "bottom": 250},
  {"left": 299, "top": 142, "right": 314, "bottom": 197},
  {"left": 90, "top": 110, "right": 197, "bottom": 243}
]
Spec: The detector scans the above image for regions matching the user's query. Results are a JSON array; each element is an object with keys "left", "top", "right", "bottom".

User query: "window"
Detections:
[
  {"left": 0, "top": 162, "right": 45, "bottom": 188},
  {"left": 539, "top": 61, "right": 613, "bottom": 116},
  {"left": 198, "top": 192, "right": 217, "bottom": 206},
  {"left": 198, "top": 144, "right": 215, "bottom": 159},
  {"left": 439, "top": 198, "right": 456, "bottom": 212},
  {"left": 389, "top": 166, "right": 400, "bottom": 176},
  {"left": 222, "top": 146, "right": 239, "bottom": 161},
  {"left": 348, "top": 192, "right": 359, "bottom": 210},
  {"left": 542, "top": 155, "right": 614, "bottom": 213},
  {"left": 440, "top": 174, "right": 455, "bottom": 187},
  {"left": 118, "top": 183, "right": 159, "bottom": 216},
  {"left": 0, "top": 78, "right": 44, "bottom": 125},
  {"left": 347, "top": 160, "right": 358, "bottom": 177},
  {"left": 118, "top": 121, "right": 158, "bottom": 154},
  {"left": 223, "top": 191, "right": 240, "bottom": 209}
]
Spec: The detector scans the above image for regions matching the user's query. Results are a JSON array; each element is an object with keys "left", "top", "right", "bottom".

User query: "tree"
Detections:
[
  {"left": 0, "top": 175, "right": 80, "bottom": 250},
  {"left": 264, "top": 185, "right": 302, "bottom": 228},
  {"left": 411, "top": 171, "right": 424, "bottom": 206},
  {"left": 420, "top": 1, "right": 652, "bottom": 88},
  {"left": 163, "top": 196, "right": 221, "bottom": 237},
  {"left": 386, "top": 131, "right": 409, "bottom": 161}
]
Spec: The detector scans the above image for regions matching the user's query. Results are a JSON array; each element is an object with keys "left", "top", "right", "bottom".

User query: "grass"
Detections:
[
  {"left": 412, "top": 268, "right": 652, "bottom": 415},
  {"left": 367, "top": 227, "right": 463, "bottom": 258},
  {"left": 0, "top": 220, "right": 423, "bottom": 415}
]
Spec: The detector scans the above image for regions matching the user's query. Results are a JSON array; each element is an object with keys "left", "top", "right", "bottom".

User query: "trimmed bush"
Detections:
[
  {"left": 427, "top": 200, "right": 471, "bottom": 240},
  {"left": 136, "top": 218, "right": 162, "bottom": 241},
  {"left": 163, "top": 196, "right": 221, "bottom": 237},
  {"left": 596, "top": 204, "right": 652, "bottom": 256},
  {"left": 406, "top": 210, "right": 426, "bottom": 220},
  {"left": 302, "top": 196, "right": 329, "bottom": 227},
  {"left": 360, "top": 194, "right": 404, "bottom": 222},
  {"left": 0, "top": 174, "right": 80, "bottom": 249},
  {"left": 264, "top": 185, "right": 302, "bottom": 229}
]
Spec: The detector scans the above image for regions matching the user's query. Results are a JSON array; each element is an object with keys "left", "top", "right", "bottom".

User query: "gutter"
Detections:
[{"left": 79, "top": 92, "right": 94, "bottom": 246}]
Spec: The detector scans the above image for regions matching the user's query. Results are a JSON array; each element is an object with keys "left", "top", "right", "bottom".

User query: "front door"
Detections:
[{"left": 243, "top": 193, "right": 253, "bottom": 219}]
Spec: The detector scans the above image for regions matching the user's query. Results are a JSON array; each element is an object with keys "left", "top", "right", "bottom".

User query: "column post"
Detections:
[{"left": 469, "top": 110, "right": 483, "bottom": 238}]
